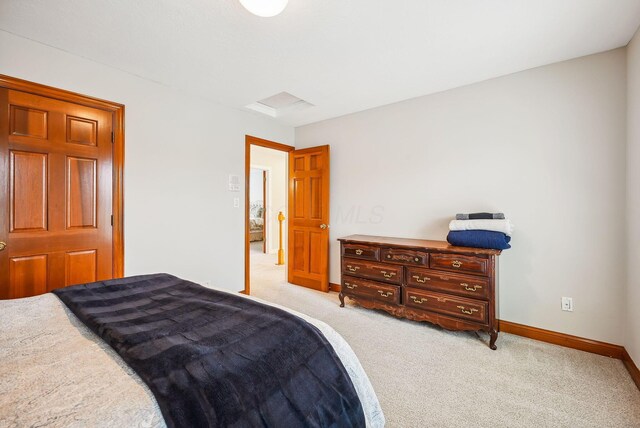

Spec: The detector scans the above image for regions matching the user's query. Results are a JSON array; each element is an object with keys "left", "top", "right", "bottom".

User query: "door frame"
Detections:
[
  {"left": 244, "top": 135, "right": 293, "bottom": 295},
  {"left": 0, "top": 74, "right": 125, "bottom": 277},
  {"left": 262, "top": 170, "right": 267, "bottom": 254}
]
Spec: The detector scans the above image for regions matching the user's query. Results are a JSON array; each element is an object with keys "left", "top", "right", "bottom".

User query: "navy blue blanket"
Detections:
[
  {"left": 53, "top": 274, "right": 365, "bottom": 428},
  {"left": 447, "top": 230, "right": 511, "bottom": 250}
]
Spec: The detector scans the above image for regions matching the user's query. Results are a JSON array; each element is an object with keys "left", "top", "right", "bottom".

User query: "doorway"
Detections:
[
  {"left": 244, "top": 136, "right": 331, "bottom": 295},
  {"left": 244, "top": 136, "right": 293, "bottom": 295}
]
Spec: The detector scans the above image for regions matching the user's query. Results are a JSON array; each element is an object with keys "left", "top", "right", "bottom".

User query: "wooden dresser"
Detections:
[{"left": 338, "top": 235, "right": 501, "bottom": 349}]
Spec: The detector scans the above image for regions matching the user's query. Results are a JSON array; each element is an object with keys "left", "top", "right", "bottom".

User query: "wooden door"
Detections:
[
  {"left": 0, "top": 88, "right": 114, "bottom": 299},
  {"left": 288, "top": 145, "right": 330, "bottom": 291}
]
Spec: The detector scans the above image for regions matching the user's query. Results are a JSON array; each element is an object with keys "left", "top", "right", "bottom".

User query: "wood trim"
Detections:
[
  {"left": 500, "top": 320, "right": 638, "bottom": 391},
  {"left": 246, "top": 135, "right": 294, "bottom": 152},
  {"left": 0, "top": 75, "right": 124, "bottom": 111},
  {"left": 0, "top": 74, "right": 125, "bottom": 279},
  {"left": 622, "top": 349, "right": 640, "bottom": 391},
  {"left": 112, "top": 107, "right": 125, "bottom": 277},
  {"left": 262, "top": 170, "right": 267, "bottom": 254},
  {"left": 329, "top": 282, "right": 341, "bottom": 293},
  {"left": 498, "top": 320, "right": 624, "bottom": 359},
  {"left": 244, "top": 135, "right": 294, "bottom": 295}
]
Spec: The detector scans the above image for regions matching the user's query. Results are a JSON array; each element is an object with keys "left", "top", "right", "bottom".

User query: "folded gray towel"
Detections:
[{"left": 456, "top": 212, "right": 506, "bottom": 220}]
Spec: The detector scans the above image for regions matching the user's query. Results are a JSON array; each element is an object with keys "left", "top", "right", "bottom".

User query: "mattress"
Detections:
[{"left": 0, "top": 288, "right": 385, "bottom": 428}]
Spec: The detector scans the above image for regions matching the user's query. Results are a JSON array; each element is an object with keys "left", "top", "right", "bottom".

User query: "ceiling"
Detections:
[{"left": 1, "top": 0, "right": 640, "bottom": 127}]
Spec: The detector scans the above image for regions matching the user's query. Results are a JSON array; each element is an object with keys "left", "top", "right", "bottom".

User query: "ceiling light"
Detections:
[{"left": 239, "top": 0, "right": 288, "bottom": 17}]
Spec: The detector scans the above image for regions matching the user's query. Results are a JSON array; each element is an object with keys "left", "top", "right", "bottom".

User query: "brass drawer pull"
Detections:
[
  {"left": 380, "top": 270, "right": 396, "bottom": 278},
  {"left": 452, "top": 260, "right": 462, "bottom": 268},
  {"left": 412, "top": 275, "right": 430, "bottom": 283},
  {"left": 461, "top": 283, "right": 482, "bottom": 292},
  {"left": 355, "top": 249, "right": 363, "bottom": 255},
  {"left": 346, "top": 265, "right": 360, "bottom": 272},
  {"left": 410, "top": 295, "right": 428, "bottom": 304},
  {"left": 344, "top": 282, "right": 357, "bottom": 290},
  {"left": 378, "top": 290, "right": 393, "bottom": 298},
  {"left": 457, "top": 305, "right": 479, "bottom": 315},
  {"left": 414, "top": 257, "right": 420, "bottom": 262}
]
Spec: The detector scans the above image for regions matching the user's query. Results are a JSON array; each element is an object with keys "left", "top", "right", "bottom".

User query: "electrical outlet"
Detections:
[
  {"left": 233, "top": 197, "right": 240, "bottom": 208},
  {"left": 561, "top": 297, "right": 574, "bottom": 312}
]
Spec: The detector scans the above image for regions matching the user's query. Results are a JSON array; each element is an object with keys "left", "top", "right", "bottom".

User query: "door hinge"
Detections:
[
  {"left": 111, "top": 131, "right": 115, "bottom": 143},
  {"left": 110, "top": 215, "right": 114, "bottom": 226}
]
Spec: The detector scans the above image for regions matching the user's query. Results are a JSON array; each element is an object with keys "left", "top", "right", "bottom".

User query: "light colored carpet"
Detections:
[
  {"left": 249, "top": 251, "right": 640, "bottom": 428},
  {"left": 250, "top": 240, "right": 265, "bottom": 253}
]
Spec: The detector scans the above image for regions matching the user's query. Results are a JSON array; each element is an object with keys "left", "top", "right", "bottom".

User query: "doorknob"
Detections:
[
  {"left": 320, "top": 224, "right": 329, "bottom": 230},
  {"left": 0, "top": 242, "right": 5, "bottom": 251}
]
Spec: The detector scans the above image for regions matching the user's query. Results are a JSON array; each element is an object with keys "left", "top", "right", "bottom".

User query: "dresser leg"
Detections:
[
  {"left": 339, "top": 292, "right": 345, "bottom": 308},
  {"left": 489, "top": 329, "right": 498, "bottom": 350}
]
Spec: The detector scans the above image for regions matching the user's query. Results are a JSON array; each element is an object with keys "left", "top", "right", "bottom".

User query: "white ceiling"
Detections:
[{"left": 1, "top": 0, "right": 640, "bottom": 127}]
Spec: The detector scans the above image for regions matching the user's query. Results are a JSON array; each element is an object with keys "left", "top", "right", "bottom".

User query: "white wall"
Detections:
[
  {"left": 251, "top": 146, "right": 288, "bottom": 254},
  {"left": 249, "top": 168, "right": 264, "bottom": 205},
  {"left": 627, "top": 29, "right": 640, "bottom": 364},
  {"left": 0, "top": 31, "right": 294, "bottom": 292},
  {"left": 296, "top": 49, "right": 628, "bottom": 344}
]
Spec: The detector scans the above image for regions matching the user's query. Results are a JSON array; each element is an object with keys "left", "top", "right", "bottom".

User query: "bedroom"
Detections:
[{"left": 1, "top": 0, "right": 640, "bottom": 427}]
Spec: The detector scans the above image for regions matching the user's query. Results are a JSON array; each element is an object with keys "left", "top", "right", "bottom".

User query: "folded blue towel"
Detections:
[{"left": 447, "top": 230, "right": 511, "bottom": 250}]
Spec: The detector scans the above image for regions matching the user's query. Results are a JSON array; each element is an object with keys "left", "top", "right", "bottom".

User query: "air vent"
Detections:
[{"left": 246, "top": 91, "right": 313, "bottom": 117}]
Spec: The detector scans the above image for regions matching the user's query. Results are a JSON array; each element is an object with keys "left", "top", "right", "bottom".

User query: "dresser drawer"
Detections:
[
  {"left": 406, "top": 267, "right": 490, "bottom": 299},
  {"left": 404, "top": 288, "right": 488, "bottom": 324},
  {"left": 342, "top": 243, "right": 380, "bottom": 261},
  {"left": 430, "top": 253, "right": 489, "bottom": 276},
  {"left": 342, "top": 260, "right": 403, "bottom": 285},
  {"left": 380, "top": 248, "right": 428, "bottom": 266},
  {"left": 342, "top": 276, "right": 400, "bottom": 305}
]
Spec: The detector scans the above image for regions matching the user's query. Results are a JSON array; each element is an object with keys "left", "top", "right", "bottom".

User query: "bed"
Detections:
[
  {"left": 249, "top": 202, "right": 264, "bottom": 242},
  {"left": 0, "top": 274, "right": 384, "bottom": 427}
]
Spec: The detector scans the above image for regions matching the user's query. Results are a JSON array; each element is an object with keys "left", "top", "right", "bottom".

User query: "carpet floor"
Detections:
[{"left": 249, "top": 251, "right": 640, "bottom": 427}]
